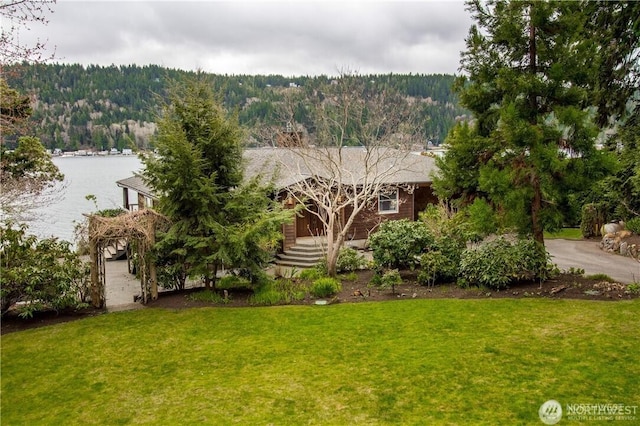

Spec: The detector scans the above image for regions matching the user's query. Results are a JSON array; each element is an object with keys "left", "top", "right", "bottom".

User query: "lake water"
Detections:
[{"left": 27, "top": 156, "right": 144, "bottom": 243}]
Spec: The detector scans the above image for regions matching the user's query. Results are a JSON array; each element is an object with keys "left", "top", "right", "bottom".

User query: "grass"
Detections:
[
  {"left": 2, "top": 299, "right": 639, "bottom": 424},
  {"left": 586, "top": 273, "right": 615, "bottom": 282},
  {"left": 544, "top": 228, "right": 583, "bottom": 240}
]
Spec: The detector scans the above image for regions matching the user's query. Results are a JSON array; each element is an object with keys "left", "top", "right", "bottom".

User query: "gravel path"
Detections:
[{"left": 546, "top": 239, "right": 640, "bottom": 284}]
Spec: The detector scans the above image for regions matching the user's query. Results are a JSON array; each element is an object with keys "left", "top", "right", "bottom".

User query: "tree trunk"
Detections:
[
  {"left": 531, "top": 172, "right": 545, "bottom": 247},
  {"left": 325, "top": 219, "right": 338, "bottom": 277}
]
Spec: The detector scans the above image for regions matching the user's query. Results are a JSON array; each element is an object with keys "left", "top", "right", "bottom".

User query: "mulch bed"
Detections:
[{"left": 3, "top": 271, "right": 638, "bottom": 335}]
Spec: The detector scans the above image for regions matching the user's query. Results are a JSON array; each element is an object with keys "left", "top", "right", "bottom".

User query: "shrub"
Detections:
[
  {"left": 218, "top": 275, "right": 252, "bottom": 289},
  {"left": 418, "top": 251, "right": 449, "bottom": 287},
  {"left": 1, "top": 223, "right": 90, "bottom": 317},
  {"left": 581, "top": 203, "right": 606, "bottom": 238},
  {"left": 457, "top": 237, "right": 550, "bottom": 290},
  {"left": 373, "top": 269, "right": 402, "bottom": 295},
  {"left": 336, "top": 247, "right": 368, "bottom": 272},
  {"left": 369, "top": 219, "right": 434, "bottom": 270},
  {"left": 626, "top": 217, "right": 640, "bottom": 234},
  {"left": 310, "top": 277, "right": 342, "bottom": 298},
  {"left": 249, "top": 278, "right": 306, "bottom": 306},
  {"left": 315, "top": 247, "right": 368, "bottom": 275},
  {"left": 299, "top": 268, "right": 325, "bottom": 281}
]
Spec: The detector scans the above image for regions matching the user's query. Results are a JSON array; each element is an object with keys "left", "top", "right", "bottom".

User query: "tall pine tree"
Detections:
[
  {"left": 434, "top": 0, "right": 623, "bottom": 246},
  {"left": 143, "top": 76, "right": 291, "bottom": 288}
]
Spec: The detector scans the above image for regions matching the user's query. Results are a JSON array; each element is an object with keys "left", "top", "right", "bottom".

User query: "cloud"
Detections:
[{"left": 12, "top": 0, "right": 472, "bottom": 76}]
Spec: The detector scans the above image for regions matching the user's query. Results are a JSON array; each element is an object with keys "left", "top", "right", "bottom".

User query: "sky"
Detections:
[{"left": 10, "top": 0, "right": 473, "bottom": 77}]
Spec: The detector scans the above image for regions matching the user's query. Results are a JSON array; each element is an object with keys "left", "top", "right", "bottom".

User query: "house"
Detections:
[
  {"left": 115, "top": 147, "right": 438, "bottom": 251},
  {"left": 116, "top": 175, "right": 156, "bottom": 211}
]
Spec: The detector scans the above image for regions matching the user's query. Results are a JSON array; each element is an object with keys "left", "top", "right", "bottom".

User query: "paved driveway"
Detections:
[{"left": 546, "top": 239, "right": 640, "bottom": 284}]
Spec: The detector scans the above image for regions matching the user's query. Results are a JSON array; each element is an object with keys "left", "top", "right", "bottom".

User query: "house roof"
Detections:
[
  {"left": 244, "top": 147, "right": 437, "bottom": 188},
  {"left": 116, "top": 147, "right": 437, "bottom": 196},
  {"left": 116, "top": 175, "right": 155, "bottom": 198}
]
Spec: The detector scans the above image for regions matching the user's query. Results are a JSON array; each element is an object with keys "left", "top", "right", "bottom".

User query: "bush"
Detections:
[
  {"left": 457, "top": 237, "right": 551, "bottom": 290},
  {"left": 418, "top": 251, "right": 449, "bottom": 287},
  {"left": 310, "top": 277, "right": 342, "bottom": 298},
  {"left": 218, "top": 275, "right": 252, "bottom": 289},
  {"left": 369, "top": 219, "right": 434, "bottom": 270},
  {"left": 249, "top": 278, "right": 306, "bottom": 306},
  {"left": 1, "top": 223, "right": 90, "bottom": 317},
  {"left": 626, "top": 217, "right": 640, "bottom": 234},
  {"left": 336, "top": 247, "right": 368, "bottom": 272},
  {"left": 298, "top": 268, "right": 325, "bottom": 281},
  {"left": 581, "top": 203, "right": 606, "bottom": 238},
  {"left": 370, "top": 269, "right": 403, "bottom": 295}
]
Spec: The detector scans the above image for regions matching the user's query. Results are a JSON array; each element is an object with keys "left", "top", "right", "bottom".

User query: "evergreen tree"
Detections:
[
  {"left": 142, "top": 76, "right": 291, "bottom": 288},
  {"left": 433, "top": 0, "right": 622, "bottom": 246}
]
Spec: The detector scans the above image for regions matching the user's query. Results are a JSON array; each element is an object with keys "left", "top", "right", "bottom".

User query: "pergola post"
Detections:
[
  {"left": 149, "top": 224, "right": 158, "bottom": 300},
  {"left": 89, "top": 240, "right": 101, "bottom": 308}
]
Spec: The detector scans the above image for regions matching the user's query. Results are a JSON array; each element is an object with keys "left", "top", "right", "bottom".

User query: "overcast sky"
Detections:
[{"left": 11, "top": 0, "right": 473, "bottom": 77}]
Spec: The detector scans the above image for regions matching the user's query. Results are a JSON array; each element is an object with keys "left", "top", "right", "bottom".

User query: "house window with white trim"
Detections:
[{"left": 378, "top": 189, "right": 398, "bottom": 214}]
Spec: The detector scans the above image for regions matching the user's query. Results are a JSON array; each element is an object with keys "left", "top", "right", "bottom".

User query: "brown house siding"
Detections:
[
  {"left": 345, "top": 188, "right": 415, "bottom": 240},
  {"left": 280, "top": 186, "right": 438, "bottom": 248}
]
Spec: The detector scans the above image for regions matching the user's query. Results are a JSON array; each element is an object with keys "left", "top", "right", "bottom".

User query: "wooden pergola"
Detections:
[{"left": 86, "top": 209, "right": 169, "bottom": 307}]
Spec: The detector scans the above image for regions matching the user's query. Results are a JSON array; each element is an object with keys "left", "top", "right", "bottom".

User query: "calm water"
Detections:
[{"left": 27, "top": 156, "right": 144, "bottom": 243}]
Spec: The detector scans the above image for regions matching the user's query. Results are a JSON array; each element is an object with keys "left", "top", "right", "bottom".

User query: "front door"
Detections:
[{"left": 296, "top": 205, "right": 325, "bottom": 237}]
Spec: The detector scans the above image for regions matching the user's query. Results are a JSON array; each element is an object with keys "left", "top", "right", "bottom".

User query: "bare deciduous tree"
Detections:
[{"left": 269, "top": 72, "right": 429, "bottom": 276}]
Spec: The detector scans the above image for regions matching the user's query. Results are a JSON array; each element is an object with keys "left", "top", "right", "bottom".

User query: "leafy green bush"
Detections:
[
  {"left": 299, "top": 268, "right": 325, "bottom": 281},
  {"left": 369, "top": 219, "right": 434, "bottom": 270},
  {"left": 371, "top": 269, "right": 403, "bottom": 295},
  {"left": 315, "top": 246, "right": 368, "bottom": 275},
  {"left": 249, "top": 278, "right": 307, "bottom": 306},
  {"left": 626, "top": 217, "right": 640, "bottom": 234},
  {"left": 418, "top": 251, "right": 448, "bottom": 287},
  {"left": 1, "top": 223, "right": 90, "bottom": 317},
  {"left": 218, "top": 275, "right": 252, "bottom": 289},
  {"left": 336, "top": 247, "right": 368, "bottom": 272},
  {"left": 310, "top": 277, "right": 342, "bottom": 298},
  {"left": 458, "top": 237, "right": 551, "bottom": 289}
]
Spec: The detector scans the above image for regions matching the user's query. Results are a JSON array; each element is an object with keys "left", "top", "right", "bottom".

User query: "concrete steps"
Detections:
[
  {"left": 103, "top": 239, "right": 128, "bottom": 261},
  {"left": 275, "top": 239, "right": 327, "bottom": 268}
]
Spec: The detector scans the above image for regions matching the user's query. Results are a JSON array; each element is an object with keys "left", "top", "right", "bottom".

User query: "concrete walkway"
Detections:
[
  {"left": 104, "top": 260, "right": 143, "bottom": 311},
  {"left": 546, "top": 239, "right": 640, "bottom": 284}
]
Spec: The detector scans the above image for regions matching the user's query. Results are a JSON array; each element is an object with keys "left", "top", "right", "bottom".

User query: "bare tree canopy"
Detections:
[
  {"left": 268, "top": 71, "right": 429, "bottom": 276},
  {"left": 0, "top": 0, "right": 56, "bottom": 65}
]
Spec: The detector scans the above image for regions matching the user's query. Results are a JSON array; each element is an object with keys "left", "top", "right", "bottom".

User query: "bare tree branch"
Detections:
[
  {"left": 0, "top": 0, "right": 56, "bottom": 66},
  {"left": 268, "top": 71, "right": 428, "bottom": 276}
]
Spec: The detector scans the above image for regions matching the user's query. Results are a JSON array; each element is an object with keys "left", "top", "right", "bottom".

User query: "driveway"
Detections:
[{"left": 546, "top": 239, "right": 640, "bottom": 284}]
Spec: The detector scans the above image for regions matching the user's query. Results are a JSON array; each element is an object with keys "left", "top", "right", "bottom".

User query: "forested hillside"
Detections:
[{"left": 4, "top": 63, "right": 468, "bottom": 151}]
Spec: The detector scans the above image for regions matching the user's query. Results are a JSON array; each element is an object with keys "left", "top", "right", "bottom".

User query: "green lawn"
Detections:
[
  {"left": 2, "top": 299, "right": 639, "bottom": 425},
  {"left": 544, "top": 228, "right": 583, "bottom": 240}
]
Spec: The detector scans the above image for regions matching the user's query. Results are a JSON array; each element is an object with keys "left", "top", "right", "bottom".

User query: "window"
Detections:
[{"left": 378, "top": 189, "right": 398, "bottom": 214}]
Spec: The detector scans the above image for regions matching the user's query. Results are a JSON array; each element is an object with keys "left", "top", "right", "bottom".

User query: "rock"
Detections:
[
  {"left": 602, "top": 222, "right": 624, "bottom": 235},
  {"left": 620, "top": 241, "right": 629, "bottom": 256},
  {"left": 617, "top": 230, "right": 632, "bottom": 239}
]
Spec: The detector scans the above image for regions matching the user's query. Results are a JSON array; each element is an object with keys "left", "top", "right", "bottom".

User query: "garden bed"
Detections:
[{"left": 3, "top": 271, "right": 637, "bottom": 335}]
